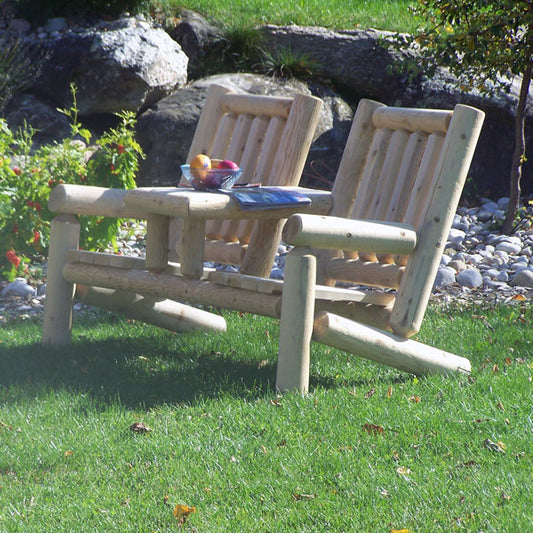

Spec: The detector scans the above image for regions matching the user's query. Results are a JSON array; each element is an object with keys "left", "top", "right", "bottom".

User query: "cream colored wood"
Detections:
[
  {"left": 369, "top": 129, "right": 410, "bottom": 221},
  {"left": 241, "top": 219, "right": 284, "bottom": 277},
  {"left": 180, "top": 218, "right": 206, "bottom": 278},
  {"left": 403, "top": 132, "right": 446, "bottom": 231},
  {"left": 124, "top": 187, "right": 332, "bottom": 219},
  {"left": 42, "top": 214, "right": 80, "bottom": 346},
  {"left": 384, "top": 131, "right": 427, "bottom": 223},
  {"left": 203, "top": 240, "right": 247, "bottom": 266},
  {"left": 220, "top": 93, "right": 293, "bottom": 118},
  {"left": 77, "top": 285, "right": 226, "bottom": 333},
  {"left": 267, "top": 94, "right": 323, "bottom": 187},
  {"left": 62, "top": 262, "right": 283, "bottom": 318},
  {"left": 390, "top": 104, "right": 485, "bottom": 337},
  {"left": 276, "top": 248, "right": 317, "bottom": 392},
  {"left": 282, "top": 214, "right": 417, "bottom": 255},
  {"left": 372, "top": 106, "right": 453, "bottom": 133},
  {"left": 48, "top": 184, "right": 146, "bottom": 218},
  {"left": 313, "top": 312, "right": 472, "bottom": 375},
  {"left": 325, "top": 258, "right": 405, "bottom": 289},
  {"left": 351, "top": 128, "right": 392, "bottom": 220},
  {"left": 66, "top": 250, "right": 146, "bottom": 269},
  {"left": 145, "top": 215, "right": 169, "bottom": 272},
  {"left": 252, "top": 116, "right": 285, "bottom": 183},
  {"left": 185, "top": 84, "right": 231, "bottom": 164},
  {"left": 210, "top": 113, "right": 237, "bottom": 159}
]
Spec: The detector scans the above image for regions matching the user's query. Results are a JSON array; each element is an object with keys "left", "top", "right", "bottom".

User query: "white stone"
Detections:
[
  {"left": 510, "top": 269, "right": 533, "bottom": 288},
  {"left": 0, "top": 278, "right": 37, "bottom": 297},
  {"left": 434, "top": 267, "right": 456, "bottom": 287}
]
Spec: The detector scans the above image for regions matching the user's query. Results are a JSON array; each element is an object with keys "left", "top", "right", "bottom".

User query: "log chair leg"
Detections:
[
  {"left": 276, "top": 247, "right": 316, "bottom": 393},
  {"left": 42, "top": 214, "right": 80, "bottom": 346}
]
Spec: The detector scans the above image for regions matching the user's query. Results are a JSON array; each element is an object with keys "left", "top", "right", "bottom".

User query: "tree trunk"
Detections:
[{"left": 502, "top": 59, "right": 533, "bottom": 234}]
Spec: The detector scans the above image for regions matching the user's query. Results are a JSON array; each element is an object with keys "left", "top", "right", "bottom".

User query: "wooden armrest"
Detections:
[
  {"left": 48, "top": 184, "right": 148, "bottom": 218},
  {"left": 282, "top": 214, "right": 417, "bottom": 255}
]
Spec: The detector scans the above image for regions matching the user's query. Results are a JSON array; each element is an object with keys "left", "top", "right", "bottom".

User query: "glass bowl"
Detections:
[{"left": 180, "top": 163, "right": 243, "bottom": 191}]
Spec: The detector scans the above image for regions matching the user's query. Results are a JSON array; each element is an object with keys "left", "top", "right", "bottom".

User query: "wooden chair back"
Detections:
[
  {"left": 170, "top": 83, "right": 322, "bottom": 277},
  {"left": 314, "top": 99, "right": 485, "bottom": 338}
]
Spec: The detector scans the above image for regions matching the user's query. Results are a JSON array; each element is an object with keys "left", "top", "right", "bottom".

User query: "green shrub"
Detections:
[{"left": 0, "top": 86, "right": 143, "bottom": 281}]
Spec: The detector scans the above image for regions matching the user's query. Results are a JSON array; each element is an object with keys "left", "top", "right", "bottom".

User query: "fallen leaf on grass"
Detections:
[
  {"left": 408, "top": 396, "right": 421, "bottom": 403},
  {"left": 364, "top": 388, "right": 376, "bottom": 399},
  {"left": 496, "top": 400, "right": 505, "bottom": 411},
  {"left": 390, "top": 529, "right": 411, "bottom": 533},
  {"left": 363, "top": 423, "right": 384, "bottom": 435},
  {"left": 129, "top": 422, "right": 152, "bottom": 434},
  {"left": 483, "top": 438, "right": 506, "bottom": 453},
  {"left": 270, "top": 398, "right": 282, "bottom": 407},
  {"left": 396, "top": 466, "right": 411, "bottom": 476},
  {"left": 64, "top": 450, "right": 74, "bottom": 457},
  {"left": 173, "top": 504, "right": 196, "bottom": 526},
  {"left": 387, "top": 386, "right": 393, "bottom": 398},
  {"left": 293, "top": 493, "right": 316, "bottom": 501}
]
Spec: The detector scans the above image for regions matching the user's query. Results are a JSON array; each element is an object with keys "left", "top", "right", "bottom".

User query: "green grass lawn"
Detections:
[
  {"left": 168, "top": 0, "right": 418, "bottom": 33},
  {"left": 0, "top": 303, "right": 531, "bottom": 531}
]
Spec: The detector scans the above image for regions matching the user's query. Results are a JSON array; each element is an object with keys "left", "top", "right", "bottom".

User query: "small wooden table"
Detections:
[{"left": 123, "top": 186, "right": 333, "bottom": 278}]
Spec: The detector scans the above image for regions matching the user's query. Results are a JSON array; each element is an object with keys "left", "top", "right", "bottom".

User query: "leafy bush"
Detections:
[{"left": 0, "top": 86, "right": 143, "bottom": 281}]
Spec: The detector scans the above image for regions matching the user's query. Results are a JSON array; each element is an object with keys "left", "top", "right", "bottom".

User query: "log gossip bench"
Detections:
[{"left": 42, "top": 90, "right": 485, "bottom": 393}]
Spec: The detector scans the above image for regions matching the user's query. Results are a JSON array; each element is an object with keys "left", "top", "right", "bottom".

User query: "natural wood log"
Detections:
[
  {"left": 241, "top": 219, "right": 284, "bottom": 277},
  {"left": 77, "top": 285, "right": 226, "bottom": 333},
  {"left": 145, "top": 215, "right": 169, "bottom": 272},
  {"left": 124, "top": 187, "right": 332, "bottom": 219},
  {"left": 221, "top": 92, "right": 293, "bottom": 119},
  {"left": 48, "top": 184, "right": 147, "bottom": 218},
  {"left": 203, "top": 240, "right": 247, "bottom": 266},
  {"left": 372, "top": 106, "right": 452, "bottom": 133},
  {"left": 313, "top": 312, "right": 471, "bottom": 375},
  {"left": 283, "top": 214, "right": 417, "bottom": 255},
  {"left": 325, "top": 258, "right": 404, "bottom": 289},
  {"left": 62, "top": 262, "right": 283, "bottom": 318},
  {"left": 276, "top": 248, "right": 317, "bottom": 393},
  {"left": 390, "top": 105, "right": 485, "bottom": 337},
  {"left": 180, "top": 218, "right": 206, "bottom": 278},
  {"left": 67, "top": 249, "right": 147, "bottom": 269},
  {"left": 42, "top": 214, "right": 80, "bottom": 346}
]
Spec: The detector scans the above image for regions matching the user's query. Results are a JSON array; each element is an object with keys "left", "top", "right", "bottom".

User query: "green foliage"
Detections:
[
  {"left": 0, "top": 86, "right": 143, "bottom": 281},
  {"left": 0, "top": 34, "right": 48, "bottom": 114},
  {"left": 259, "top": 46, "right": 319, "bottom": 80},
  {"left": 396, "top": 0, "right": 533, "bottom": 94}
]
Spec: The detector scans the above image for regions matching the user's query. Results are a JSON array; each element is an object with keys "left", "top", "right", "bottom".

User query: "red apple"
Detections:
[{"left": 216, "top": 159, "right": 239, "bottom": 171}]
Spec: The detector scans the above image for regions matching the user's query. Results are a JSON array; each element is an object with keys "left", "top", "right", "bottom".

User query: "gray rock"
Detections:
[
  {"left": 510, "top": 269, "right": 533, "bottom": 288},
  {"left": 31, "top": 17, "right": 188, "bottom": 115},
  {"left": 448, "top": 259, "right": 466, "bottom": 272},
  {"left": 496, "top": 241, "right": 523, "bottom": 255},
  {"left": 1, "top": 278, "right": 37, "bottom": 297},
  {"left": 434, "top": 266, "right": 456, "bottom": 287},
  {"left": 44, "top": 17, "right": 67, "bottom": 32},
  {"left": 456, "top": 268, "right": 483, "bottom": 288}
]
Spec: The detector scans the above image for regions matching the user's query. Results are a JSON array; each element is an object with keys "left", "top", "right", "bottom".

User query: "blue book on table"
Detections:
[{"left": 223, "top": 187, "right": 311, "bottom": 210}]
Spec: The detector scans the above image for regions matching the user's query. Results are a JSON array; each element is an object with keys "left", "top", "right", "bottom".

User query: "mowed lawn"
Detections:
[{"left": 0, "top": 303, "right": 531, "bottom": 531}]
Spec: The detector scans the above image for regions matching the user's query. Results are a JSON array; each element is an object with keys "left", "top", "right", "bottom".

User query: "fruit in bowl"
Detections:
[{"left": 182, "top": 155, "right": 243, "bottom": 190}]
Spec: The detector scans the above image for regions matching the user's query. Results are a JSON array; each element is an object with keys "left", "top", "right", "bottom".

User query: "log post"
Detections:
[
  {"left": 145, "top": 214, "right": 169, "bottom": 272},
  {"left": 313, "top": 312, "right": 472, "bottom": 376},
  {"left": 42, "top": 214, "right": 80, "bottom": 346},
  {"left": 180, "top": 218, "right": 206, "bottom": 278},
  {"left": 77, "top": 286, "right": 226, "bottom": 333},
  {"left": 276, "top": 247, "right": 317, "bottom": 393}
]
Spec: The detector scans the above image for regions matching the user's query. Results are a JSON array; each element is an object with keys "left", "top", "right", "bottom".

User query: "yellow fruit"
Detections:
[{"left": 190, "top": 154, "right": 211, "bottom": 180}]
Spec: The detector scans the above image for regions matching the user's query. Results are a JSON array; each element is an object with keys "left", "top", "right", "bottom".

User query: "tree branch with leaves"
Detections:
[{"left": 390, "top": 0, "right": 533, "bottom": 233}]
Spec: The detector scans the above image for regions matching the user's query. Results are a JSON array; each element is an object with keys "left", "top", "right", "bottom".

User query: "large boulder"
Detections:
[
  {"left": 135, "top": 73, "right": 353, "bottom": 188},
  {"left": 259, "top": 24, "right": 533, "bottom": 197},
  {"left": 30, "top": 16, "right": 188, "bottom": 115}
]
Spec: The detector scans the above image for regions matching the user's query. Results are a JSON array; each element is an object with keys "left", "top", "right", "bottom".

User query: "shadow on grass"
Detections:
[{"left": 0, "top": 313, "right": 407, "bottom": 408}]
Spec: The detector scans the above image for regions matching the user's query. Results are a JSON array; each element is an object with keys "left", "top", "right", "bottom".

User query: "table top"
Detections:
[{"left": 124, "top": 186, "right": 333, "bottom": 220}]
